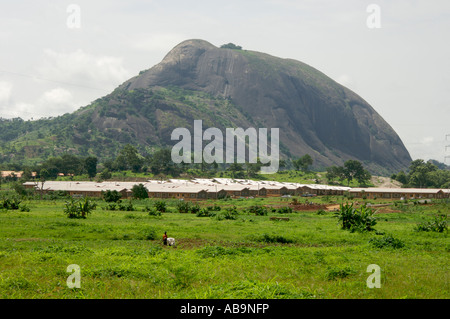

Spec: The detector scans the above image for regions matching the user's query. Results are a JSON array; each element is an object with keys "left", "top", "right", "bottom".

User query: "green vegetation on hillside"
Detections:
[{"left": 0, "top": 85, "right": 265, "bottom": 169}]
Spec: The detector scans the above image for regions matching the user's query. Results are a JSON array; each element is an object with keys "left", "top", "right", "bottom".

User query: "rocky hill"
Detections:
[{"left": 0, "top": 39, "right": 411, "bottom": 175}]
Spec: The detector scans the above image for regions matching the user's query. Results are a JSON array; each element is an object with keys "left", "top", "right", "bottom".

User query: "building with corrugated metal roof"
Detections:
[{"left": 349, "top": 188, "right": 445, "bottom": 200}]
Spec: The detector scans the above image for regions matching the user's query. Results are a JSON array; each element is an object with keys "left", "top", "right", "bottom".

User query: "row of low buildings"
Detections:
[
  {"left": 22, "top": 178, "right": 352, "bottom": 200},
  {"left": 22, "top": 178, "right": 449, "bottom": 201},
  {"left": 349, "top": 187, "right": 450, "bottom": 200}
]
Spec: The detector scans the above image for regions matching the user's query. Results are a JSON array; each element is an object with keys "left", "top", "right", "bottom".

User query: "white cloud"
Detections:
[
  {"left": 0, "top": 81, "right": 13, "bottom": 104},
  {"left": 37, "top": 49, "right": 131, "bottom": 89},
  {"left": 37, "top": 87, "right": 77, "bottom": 117},
  {"left": 2, "top": 88, "right": 77, "bottom": 120},
  {"left": 39, "top": 87, "right": 73, "bottom": 105}
]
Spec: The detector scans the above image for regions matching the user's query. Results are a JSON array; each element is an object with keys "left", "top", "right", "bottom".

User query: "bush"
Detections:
[
  {"left": 326, "top": 266, "right": 357, "bottom": 280},
  {"left": 220, "top": 43, "right": 242, "bottom": 50},
  {"left": 144, "top": 206, "right": 161, "bottom": 216},
  {"left": 0, "top": 198, "right": 21, "bottom": 210},
  {"left": 64, "top": 197, "right": 96, "bottom": 219},
  {"left": 277, "top": 206, "right": 293, "bottom": 214},
  {"left": 105, "top": 202, "right": 118, "bottom": 211},
  {"left": 215, "top": 206, "right": 238, "bottom": 220},
  {"left": 256, "top": 233, "right": 294, "bottom": 244},
  {"left": 196, "top": 205, "right": 222, "bottom": 218},
  {"left": 154, "top": 200, "right": 167, "bottom": 213},
  {"left": 12, "top": 183, "right": 29, "bottom": 197},
  {"left": 102, "top": 190, "right": 122, "bottom": 202},
  {"left": 190, "top": 203, "right": 201, "bottom": 214},
  {"left": 196, "top": 208, "right": 211, "bottom": 217},
  {"left": 176, "top": 201, "right": 191, "bottom": 213},
  {"left": 369, "top": 235, "right": 405, "bottom": 249},
  {"left": 118, "top": 200, "right": 135, "bottom": 211},
  {"left": 19, "top": 204, "right": 30, "bottom": 212},
  {"left": 415, "top": 214, "right": 448, "bottom": 233},
  {"left": 247, "top": 205, "right": 268, "bottom": 216},
  {"left": 334, "top": 203, "right": 377, "bottom": 232}
]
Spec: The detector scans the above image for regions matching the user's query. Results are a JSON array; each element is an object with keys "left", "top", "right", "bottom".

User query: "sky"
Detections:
[{"left": 0, "top": 0, "right": 449, "bottom": 164}]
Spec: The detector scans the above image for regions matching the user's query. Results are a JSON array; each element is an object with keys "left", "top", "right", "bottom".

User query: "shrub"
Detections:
[
  {"left": 215, "top": 206, "right": 238, "bottom": 220},
  {"left": 277, "top": 206, "right": 293, "bottom": 214},
  {"left": 64, "top": 197, "right": 96, "bottom": 219},
  {"left": 154, "top": 200, "right": 167, "bottom": 213},
  {"left": 196, "top": 208, "right": 211, "bottom": 217},
  {"left": 326, "top": 266, "right": 357, "bottom": 280},
  {"left": 105, "top": 202, "right": 118, "bottom": 211},
  {"left": 334, "top": 203, "right": 377, "bottom": 232},
  {"left": 247, "top": 205, "right": 268, "bottom": 216},
  {"left": 0, "top": 198, "right": 21, "bottom": 210},
  {"left": 369, "top": 235, "right": 405, "bottom": 249},
  {"left": 176, "top": 201, "right": 191, "bottom": 213},
  {"left": 255, "top": 233, "right": 294, "bottom": 244},
  {"left": 220, "top": 43, "right": 242, "bottom": 50},
  {"left": 19, "top": 204, "right": 30, "bottom": 212},
  {"left": 415, "top": 214, "right": 448, "bottom": 233},
  {"left": 189, "top": 203, "right": 201, "bottom": 214},
  {"left": 118, "top": 200, "right": 135, "bottom": 211},
  {"left": 102, "top": 190, "right": 122, "bottom": 202},
  {"left": 12, "top": 183, "right": 29, "bottom": 197},
  {"left": 144, "top": 206, "right": 161, "bottom": 216}
]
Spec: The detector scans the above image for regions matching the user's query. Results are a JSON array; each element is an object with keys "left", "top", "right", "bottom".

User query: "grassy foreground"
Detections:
[{"left": 0, "top": 195, "right": 448, "bottom": 299}]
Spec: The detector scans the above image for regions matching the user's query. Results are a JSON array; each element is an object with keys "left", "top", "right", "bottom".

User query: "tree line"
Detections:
[
  {"left": 1, "top": 143, "right": 377, "bottom": 187},
  {"left": 391, "top": 159, "right": 450, "bottom": 188}
]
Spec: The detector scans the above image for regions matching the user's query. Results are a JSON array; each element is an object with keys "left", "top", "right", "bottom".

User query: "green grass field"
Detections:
[{"left": 0, "top": 192, "right": 448, "bottom": 299}]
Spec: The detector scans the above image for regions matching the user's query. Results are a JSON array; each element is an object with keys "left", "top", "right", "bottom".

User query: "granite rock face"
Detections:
[{"left": 119, "top": 39, "right": 411, "bottom": 173}]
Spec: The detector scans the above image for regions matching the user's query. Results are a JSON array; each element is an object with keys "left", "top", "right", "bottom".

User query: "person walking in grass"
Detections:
[{"left": 163, "top": 231, "right": 168, "bottom": 245}]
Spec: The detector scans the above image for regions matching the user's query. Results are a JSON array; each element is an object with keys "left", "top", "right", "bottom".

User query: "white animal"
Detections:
[{"left": 167, "top": 237, "right": 175, "bottom": 246}]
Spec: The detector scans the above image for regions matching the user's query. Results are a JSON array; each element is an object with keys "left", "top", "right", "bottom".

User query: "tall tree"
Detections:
[
  {"left": 84, "top": 156, "right": 98, "bottom": 179},
  {"left": 407, "top": 159, "right": 437, "bottom": 188},
  {"left": 293, "top": 154, "right": 313, "bottom": 172},
  {"left": 326, "top": 165, "right": 345, "bottom": 184},
  {"left": 115, "top": 144, "right": 143, "bottom": 173},
  {"left": 149, "top": 148, "right": 180, "bottom": 176},
  {"left": 131, "top": 184, "right": 149, "bottom": 199},
  {"left": 343, "top": 160, "right": 371, "bottom": 186},
  {"left": 227, "top": 163, "right": 245, "bottom": 178}
]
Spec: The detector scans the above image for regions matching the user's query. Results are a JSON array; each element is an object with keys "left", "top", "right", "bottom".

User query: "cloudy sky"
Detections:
[{"left": 1, "top": 0, "right": 449, "bottom": 163}]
